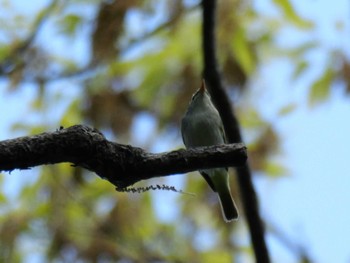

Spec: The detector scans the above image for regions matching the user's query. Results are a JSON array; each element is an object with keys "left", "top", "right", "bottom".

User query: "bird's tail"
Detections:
[
  {"left": 203, "top": 169, "right": 239, "bottom": 222},
  {"left": 217, "top": 185, "right": 239, "bottom": 222}
]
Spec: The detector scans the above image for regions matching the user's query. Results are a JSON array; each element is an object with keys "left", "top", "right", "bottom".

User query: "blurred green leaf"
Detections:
[
  {"left": 290, "top": 41, "right": 318, "bottom": 58},
  {"left": 292, "top": 60, "right": 309, "bottom": 80},
  {"left": 232, "top": 26, "right": 255, "bottom": 75},
  {"left": 278, "top": 103, "right": 297, "bottom": 116},
  {"left": 264, "top": 161, "right": 287, "bottom": 177},
  {"left": 201, "top": 250, "right": 232, "bottom": 263},
  {"left": 240, "top": 108, "right": 265, "bottom": 128},
  {"left": 0, "top": 192, "right": 7, "bottom": 204},
  {"left": 273, "top": 0, "right": 314, "bottom": 29},
  {"left": 309, "top": 68, "right": 334, "bottom": 106},
  {"left": 58, "top": 14, "right": 83, "bottom": 36},
  {"left": 0, "top": 45, "right": 11, "bottom": 61},
  {"left": 60, "top": 99, "right": 82, "bottom": 127}
]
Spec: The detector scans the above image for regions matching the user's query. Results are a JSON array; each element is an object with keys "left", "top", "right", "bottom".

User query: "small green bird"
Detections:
[{"left": 181, "top": 80, "right": 239, "bottom": 222}]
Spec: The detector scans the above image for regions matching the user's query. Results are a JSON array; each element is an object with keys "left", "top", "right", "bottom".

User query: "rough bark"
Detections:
[{"left": 0, "top": 125, "right": 247, "bottom": 188}]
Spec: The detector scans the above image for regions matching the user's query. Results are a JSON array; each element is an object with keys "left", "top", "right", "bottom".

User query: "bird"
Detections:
[{"left": 181, "top": 80, "right": 239, "bottom": 222}]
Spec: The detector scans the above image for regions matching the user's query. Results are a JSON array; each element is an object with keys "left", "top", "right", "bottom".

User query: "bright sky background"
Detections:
[
  {"left": 1, "top": 0, "right": 350, "bottom": 262},
  {"left": 254, "top": 0, "right": 350, "bottom": 262}
]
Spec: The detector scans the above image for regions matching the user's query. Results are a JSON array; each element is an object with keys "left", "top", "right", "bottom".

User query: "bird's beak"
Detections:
[{"left": 199, "top": 79, "right": 206, "bottom": 93}]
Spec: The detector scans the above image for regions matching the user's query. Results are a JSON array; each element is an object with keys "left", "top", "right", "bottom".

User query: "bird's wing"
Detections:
[
  {"left": 218, "top": 118, "right": 227, "bottom": 143},
  {"left": 199, "top": 171, "right": 216, "bottom": 192},
  {"left": 180, "top": 116, "right": 188, "bottom": 145}
]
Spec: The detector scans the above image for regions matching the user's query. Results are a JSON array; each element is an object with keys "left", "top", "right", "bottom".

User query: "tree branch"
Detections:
[
  {"left": 202, "top": 1, "right": 270, "bottom": 262},
  {"left": 0, "top": 125, "right": 247, "bottom": 188}
]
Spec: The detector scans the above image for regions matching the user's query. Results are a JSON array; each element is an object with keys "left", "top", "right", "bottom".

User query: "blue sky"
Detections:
[
  {"left": 1, "top": 0, "right": 350, "bottom": 262},
  {"left": 258, "top": 96, "right": 350, "bottom": 263},
  {"left": 252, "top": 0, "right": 350, "bottom": 262}
]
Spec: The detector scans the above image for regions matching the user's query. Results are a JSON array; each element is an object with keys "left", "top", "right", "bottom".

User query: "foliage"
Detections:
[{"left": 0, "top": 0, "right": 347, "bottom": 262}]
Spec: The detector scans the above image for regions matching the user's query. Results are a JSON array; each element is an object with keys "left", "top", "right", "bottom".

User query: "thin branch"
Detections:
[
  {"left": 0, "top": 125, "right": 247, "bottom": 188},
  {"left": 0, "top": 0, "right": 59, "bottom": 75},
  {"left": 0, "top": 4, "right": 199, "bottom": 84},
  {"left": 124, "top": 3, "right": 199, "bottom": 50},
  {"left": 44, "top": 4, "right": 200, "bottom": 82},
  {"left": 201, "top": 1, "right": 270, "bottom": 262}
]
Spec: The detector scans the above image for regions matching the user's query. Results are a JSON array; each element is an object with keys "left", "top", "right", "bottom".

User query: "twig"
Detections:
[
  {"left": 124, "top": 3, "right": 199, "bottom": 50},
  {"left": 117, "top": 184, "right": 196, "bottom": 196}
]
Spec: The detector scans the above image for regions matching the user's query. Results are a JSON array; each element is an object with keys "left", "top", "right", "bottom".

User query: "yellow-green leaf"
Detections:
[
  {"left": 58, "top": 14, "right": 83, "bottom": 36},
  {"left": 273, "top": 0, "right": 314, "bottom": 29},
  {"left": 264, "top": 162, "right": 287, "bottom": 177},
  {"left": 292, "top": 60, "right": 309, "bottom": 80},
  {"left": 60, "top": 99, "right": 82, "bottom": 126},
  {"left": 201, "top": 250, "right": 232, "bottom": 263},
  {"left": 232, "top": 26, "right": 255, "bottom": 75},
  {"left": 278, "top": 103, "right": 297, "bottom": 116},
  {"left": 309, "top": 68, "right": 334, "bottom": 106}
]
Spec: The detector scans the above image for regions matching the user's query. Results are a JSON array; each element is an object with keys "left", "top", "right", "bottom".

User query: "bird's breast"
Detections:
[{"left": 182, "top": 113, "right": 224, "bottom": 147}]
